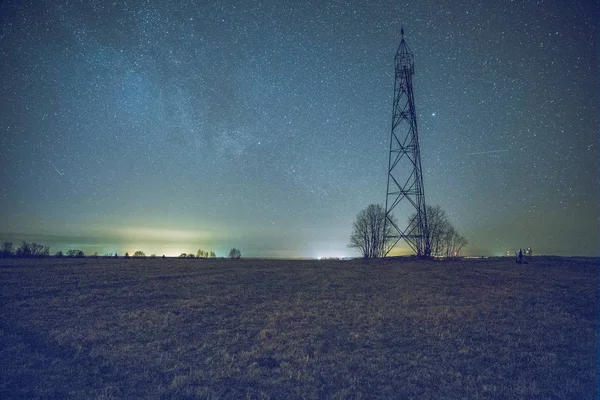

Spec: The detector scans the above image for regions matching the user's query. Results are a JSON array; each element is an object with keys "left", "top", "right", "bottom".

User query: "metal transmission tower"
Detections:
[{"left": 383, "top": 28, "right": 429, "bottom": 257}]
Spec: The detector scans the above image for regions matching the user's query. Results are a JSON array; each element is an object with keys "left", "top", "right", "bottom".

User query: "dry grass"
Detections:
[{"left": 1, "top": 256, "right": 597, "bottom": 399}]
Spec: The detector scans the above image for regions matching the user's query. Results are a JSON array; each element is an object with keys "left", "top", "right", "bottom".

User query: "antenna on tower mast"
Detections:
[{"left": 383, "top": 27, "right": 430, "bottom": 257}]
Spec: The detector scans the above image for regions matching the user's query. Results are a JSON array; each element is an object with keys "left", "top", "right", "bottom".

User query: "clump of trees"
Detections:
[
  {"left": 66, "top": 249, "right": 85, "bottom": 257},
  {"left": 409, "top": 205, "right": 468, "bottom": 257},
  {"left": 179, "top": 249, "right": 217, "bottom": 258},
  {"left": 133, "top": 251, "right": 146, "bottom": 258},
  {"left": 196, "top": 249, "right": 216, "bottom": 258},
  {"left": 228, "top": 248, "right": 241, "bottom": 259},
  {"left": 349, "top": 203, "right": 468, "bottom": 258},
  {"left": 0, "top": 241, "right": 51, "bottom": 258},
  {"left": 348, "top": 204, "right": 397, "bottom": 258}
]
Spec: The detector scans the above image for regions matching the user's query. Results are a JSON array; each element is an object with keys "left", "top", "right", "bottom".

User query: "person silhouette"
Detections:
[{"left": 518, "top": 249, "right": 523, "bottom": 264}]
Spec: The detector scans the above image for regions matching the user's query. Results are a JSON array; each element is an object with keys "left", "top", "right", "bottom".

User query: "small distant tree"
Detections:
[
  {"left": 66, "top": 249, "right": 84, "bottom": 258},
  {"left": 133, "top": 251, "right": 146, "bottom": 258},
  {"left": 228, "top": 248, "right": 241, "bottom": 259},
  {"left": 179, "top": 253, "right": 187, "bottom": 258},
  {"left": 1, "top": 242, "right": 14, "bottom": 257},
  {"left": 55, "top": 250, "right": 64, "bottom": 257},
  {"left": 349, "top": 204, "right": 397, "bottom": 258},
  {"left": 162, "top": 255, "right": 166, "bottom": 258},
  {"left": 150, "top": 254, "right": 156, "bottom": 258},
  {"left": 209, "top": 251, "right": 216, "bottom": 258},
  {"left": 186, "top": 253, "right": 195, "bottom": 258},
  {"left": 114, "top": 253, "right": 118, "bottom": 258},
  {"left": 197, "top": 249, "right": 205, "bottom": 258},
  {"left": 124, "top": 252, "right": 130, "bottom": 259}
]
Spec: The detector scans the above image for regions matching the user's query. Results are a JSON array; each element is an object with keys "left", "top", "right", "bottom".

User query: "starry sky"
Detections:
[{"left": 1, "top": 0, "right": 598, "bottom": 258}]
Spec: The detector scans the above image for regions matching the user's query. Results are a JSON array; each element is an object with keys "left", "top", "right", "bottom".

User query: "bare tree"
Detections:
[
  {"left": 16, "top": 241, "right": 50, "bottom": 257},
  {"left": 349, "top": 204, "right": 397, "bottom": 258},
  {"left": 409, "top": 205, "right": 467, "bottom": 257}
]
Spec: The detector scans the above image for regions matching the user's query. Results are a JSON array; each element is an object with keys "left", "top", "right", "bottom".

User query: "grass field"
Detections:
[{"left": 1, "top": 256, "right": 598, "bottom": 399}]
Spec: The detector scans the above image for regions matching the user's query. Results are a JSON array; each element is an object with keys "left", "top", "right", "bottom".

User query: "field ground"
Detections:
[{"left": 1, "top": 256, "right": 598, "bottom": 399}]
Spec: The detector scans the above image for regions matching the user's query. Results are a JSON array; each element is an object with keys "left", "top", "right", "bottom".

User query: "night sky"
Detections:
[{"left": 1, "top": 1, "right": 598, "bottom": 258}]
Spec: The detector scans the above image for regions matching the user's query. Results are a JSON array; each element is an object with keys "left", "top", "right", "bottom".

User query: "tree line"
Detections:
[{"left": 1, "top": 242, "right": 243, "bottom": 259}]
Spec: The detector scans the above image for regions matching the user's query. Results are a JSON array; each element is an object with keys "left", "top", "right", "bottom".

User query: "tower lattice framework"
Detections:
[{"left": 383, "top": 28, "right": 429, "bottom": 256}]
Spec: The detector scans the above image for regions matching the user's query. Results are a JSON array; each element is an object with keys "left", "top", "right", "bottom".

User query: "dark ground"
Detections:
[{"left": 1, "top": 256, "right": 598, "bottom": 399}]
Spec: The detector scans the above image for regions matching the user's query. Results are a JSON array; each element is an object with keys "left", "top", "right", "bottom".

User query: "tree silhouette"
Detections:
[
  {"left": 408, "top": 205, "right": 467, "bottom": 257},
  {"left": 15, "top": 241, "right": 49, "bottom": 257},
  {"left": 1, "top": 242, "right": 13, "bottom": 257},
  {"left": 349, "top": 204, "right": 397, "bottom": 258},
  {"left": 67, "top": 249, "right": 84, "bottom": 258},
  {"left": 14, "top": 242, "right": 50, "bottom": 258},
  {"left": 133, "top": 251, "right": 146, "bottom": 258},
  {"left": 228, "top": 248, "right": 241, "bottom": 259}
]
